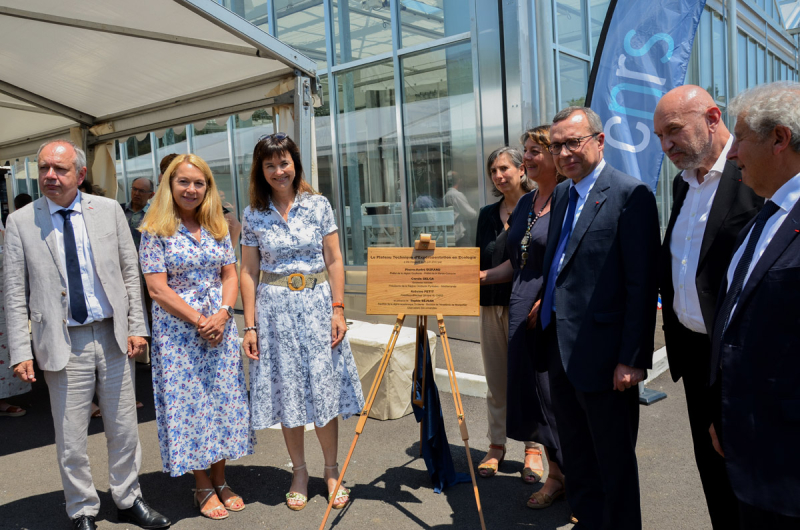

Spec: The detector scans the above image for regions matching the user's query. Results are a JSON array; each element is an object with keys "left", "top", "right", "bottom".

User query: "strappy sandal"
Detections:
[
  {"left": 522, "top": 447, "right": 544, "bottom": 484},
  {"left": 526, "top": 474, "right": 565, "bottom": 509},
  {"left": 477, "top": 444, "right": 505, "bottom": 478},
  {"left": 193, "top": 488, "right": 229, "bottom": 520},
  {"left": 324, "top": 464, "right": 351, "bottom": 510},
  {"left": 286, "top": 463, "right": 308, "bottom": 511},
  {"left": 213, "top": 481, "right": 245, "bottom": 512}
]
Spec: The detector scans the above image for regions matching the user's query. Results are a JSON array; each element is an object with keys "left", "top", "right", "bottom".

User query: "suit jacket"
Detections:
[
  {"left": 709, "top": 199, "right": 800, "bottom": 517},
  {"left": 538, "top": 163, "right": 660, "bottom": 392},
  {"left": 4, "top": 194, "right": 149, "bottom": 372},
  {"left": 659, "top": 161, "right": 762, "bottom": 382}
]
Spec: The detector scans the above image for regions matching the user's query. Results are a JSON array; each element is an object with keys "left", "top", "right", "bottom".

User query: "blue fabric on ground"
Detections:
[{"left": 411, "top": 324, "right": 470, "bottom": 493}]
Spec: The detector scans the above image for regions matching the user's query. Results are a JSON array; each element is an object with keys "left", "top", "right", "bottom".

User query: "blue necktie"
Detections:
[
  {"left": 709, "top": 201, "right": 779, "bottom": 383},
  {"left": 540, "top": 186, "right": 579, "bottom": 329},
  {"left": 57, "top": 209, "right": 88, "bottom": 324}
]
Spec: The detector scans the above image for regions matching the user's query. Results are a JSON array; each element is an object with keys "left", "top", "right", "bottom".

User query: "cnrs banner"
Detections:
[{"left": 585, "top": 0, "right": 706, "bottom": 192}]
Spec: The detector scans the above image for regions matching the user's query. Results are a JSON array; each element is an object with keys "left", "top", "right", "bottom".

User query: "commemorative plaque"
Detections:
[{"left": 365, "top": 247, "right": 479, "bottom": 316}]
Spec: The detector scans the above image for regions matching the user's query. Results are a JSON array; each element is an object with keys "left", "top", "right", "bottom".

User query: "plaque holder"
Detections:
[{"left": 319, "top": 236, "right": 486, "bottom": 530}]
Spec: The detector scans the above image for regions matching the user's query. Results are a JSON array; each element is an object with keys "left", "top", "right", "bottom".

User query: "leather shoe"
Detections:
[
  {"left": 72, "top": 515, "right": 97, "bottom": 530},
  {"left": 117, "top": 496, "right": 171, "bottom": 529}
]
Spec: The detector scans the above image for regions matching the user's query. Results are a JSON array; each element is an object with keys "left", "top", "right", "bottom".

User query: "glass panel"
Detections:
[
  {"left": 156, "top": 127, "right": 187, "bottom": 183},
  {"left": 767, "top": 52, "right": 773, "bottom": 81},
  {"left": 233, "top": 109, "right": 275, "bottom": 218},
  {"left": 336, "top": 61, "right": 399, "bottom": 265},
  {"left": 747, "top": 38, "right": 757, "bottom": 89},
  {"left": 399, "top": 0, "right": 470, "bottom": 49},
  {"left": 712, "top": 13, "right": 726, "bottom": 102},
  {"left": 757, "top": 45, "right": 766, "bottom": 85},
  {"left": 124, "top": 135, "right": 156, "bottom": 194},
  {"left": 559, "top": 53, "right": 589, "bottom": 108},
  {"left": 590, "top": 0, "right": 611, "bottom": 56},
  {"left": 737, "top": 34, "right": 747, "bottom": 92},
  {"left": 193, "top": 118, "right": 235, "bottom": 226},
  {"left": 273, "top": 0, "right": 328, "bottom": 70},
  {"left": 314, "top": 75, "right": 335, "bottom": 204},
  {"left": 699, "top": 10, "right": 712, "bottom": 96},
  {"left": 333, "top": 0, "right": 394, "bottom": 65},
  {"left": 13, "top": 160, "right": 28, "bottom": 196},
  {"left": 557, "top": 0, "right": 588, "bottom": 55},
  {"left": 27, "top": 159, "right": 40, "bottom": 199},
  {"left": 402, "top": 42, "right": 477, "bottom": 248}
]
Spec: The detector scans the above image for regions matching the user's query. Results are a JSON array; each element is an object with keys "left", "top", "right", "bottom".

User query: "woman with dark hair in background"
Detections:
[
  {"left": 239, "top": 133, "right": 364, "bottom": 512},
  {"left": 481, "top": 127, "right": 566, "bottom": 509},
  {"left": 474, "top": 146, "right": 534, "bottom": 478}
]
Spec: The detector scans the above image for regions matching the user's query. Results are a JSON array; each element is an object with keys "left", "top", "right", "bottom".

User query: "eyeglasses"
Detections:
[
  {"left": 547, "top": 133, "right": 599, "bottom": 155},
  {"left": 258, "top": 132, "right": 289, "bottom": 142}
]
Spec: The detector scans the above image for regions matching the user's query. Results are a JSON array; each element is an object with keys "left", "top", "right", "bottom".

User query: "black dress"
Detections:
[{"left": 504, "top": 191, "right": 561, "bottom": 464}]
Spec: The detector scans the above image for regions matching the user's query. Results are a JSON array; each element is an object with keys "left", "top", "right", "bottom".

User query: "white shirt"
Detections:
[
  {"left": 557, "top": 158, "right": 606, "bottom": 274},
  {"left": 724, "top": 172, "right": 800, "bottom": 327},
  {"left": 46, "top": 192, "right": 113, "bottom": 326},
  {"left": 669, "top": 136, "right": 732, "bottom": 333}
]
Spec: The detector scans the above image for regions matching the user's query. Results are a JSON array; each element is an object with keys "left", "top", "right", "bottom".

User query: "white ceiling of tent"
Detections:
[{"left": 0, "top": 0, "right": 315, "bottom": 153}]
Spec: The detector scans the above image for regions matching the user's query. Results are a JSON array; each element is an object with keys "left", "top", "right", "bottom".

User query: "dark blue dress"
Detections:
[{"left": 505, "top": 191, "right": 561, "bottom": 464}]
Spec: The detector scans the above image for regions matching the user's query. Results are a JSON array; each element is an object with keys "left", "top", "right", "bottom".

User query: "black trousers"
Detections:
[
  {"left": 739, "top": 502, "right": 800, "bottom": 530},
  {"left": 545, "top": 322, "right": 642, "bottom": 530},
  {"left": 669, "top": 322, "right": 740, "bottom": 530}
]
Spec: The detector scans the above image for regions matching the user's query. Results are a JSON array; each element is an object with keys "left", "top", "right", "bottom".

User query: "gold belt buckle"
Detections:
[{"left": 288, "top": 273, "right": 306, "bottom": 291}]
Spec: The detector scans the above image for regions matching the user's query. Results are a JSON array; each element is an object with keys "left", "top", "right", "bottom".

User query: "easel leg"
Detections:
[
  {"left": 319, "top": 314, "right": 406, "bottom": 530},
  {"left": 436, "top": 314, "right": 487, "bottom": 530}
]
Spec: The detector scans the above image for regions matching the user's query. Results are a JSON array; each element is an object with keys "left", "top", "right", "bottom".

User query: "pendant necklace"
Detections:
[{"left": 520, "top": 190, "right": 552, "bottom": 268}]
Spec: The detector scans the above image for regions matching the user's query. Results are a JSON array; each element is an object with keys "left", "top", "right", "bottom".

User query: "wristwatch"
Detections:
[{"left": 221, "top": 305, "right": 234, "bottom": 318}]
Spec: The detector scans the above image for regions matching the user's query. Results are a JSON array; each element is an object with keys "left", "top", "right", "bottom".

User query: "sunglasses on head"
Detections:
[{"left": 258, "top": 132, "right": 289, "bottom": 142}]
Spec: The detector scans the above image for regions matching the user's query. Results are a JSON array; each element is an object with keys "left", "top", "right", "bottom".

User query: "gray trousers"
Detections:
[{"left": 43, "top": 319, "right": 142, "bottom": 519}]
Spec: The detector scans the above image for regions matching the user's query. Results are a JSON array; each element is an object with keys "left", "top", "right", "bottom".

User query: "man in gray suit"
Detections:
[{"left": 5, "top": 140, "right": 170, "bottom": 530}]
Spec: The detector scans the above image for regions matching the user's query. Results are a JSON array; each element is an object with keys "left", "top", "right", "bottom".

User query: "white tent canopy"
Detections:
[{"left": 0, "top": 0, "right": 316, "bottom": 185}]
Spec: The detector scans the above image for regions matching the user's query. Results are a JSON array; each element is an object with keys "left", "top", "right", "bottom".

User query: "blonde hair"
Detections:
[{"left": 139, "top": 154, "right": 229, "bottom": 240}]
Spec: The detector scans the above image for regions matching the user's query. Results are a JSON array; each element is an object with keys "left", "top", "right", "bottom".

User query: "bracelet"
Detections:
[
  {"left": 196, "top": 314, "right": 203, "bottom": 327},
  {"left": 332, "top": 302, "right": 344, "bottom": 310},
  {"left": 243, "top": 326, "right": 257, "bottom": 333}
]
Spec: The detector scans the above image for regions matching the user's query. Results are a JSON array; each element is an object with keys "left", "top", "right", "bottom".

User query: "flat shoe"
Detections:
[
  {"left": 214, "top": 482, "right": 245, "bottom": 512},
  {"left": 522, "top": 447, "right": 544, "bottom": 484},
  {"left": 328, "top": 488, "right": 350, "bottom": 510},
  {"left": 193, "top": 488, "right": 229, "bottom": 520},
  {"left": 324, "top": 463, "right": 351, "bottom": 509},
  {"left": 285, "top": 492, "right": 307, "bottom": 511},
  {"left": 0, "top": 404, "right": 26, "bottom": 417},
  {"left": 286, "top": 463, "right": 308, "bottom": 511},
  {"left": 477, "top": 444, "right": 505, "bottom": 478},
  {"left": 526, "top": 475, "right": 565, "bottom": 509}
]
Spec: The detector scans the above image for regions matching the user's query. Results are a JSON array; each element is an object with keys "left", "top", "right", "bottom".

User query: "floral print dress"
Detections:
[
  {"left": 140, "top": 226, "right": 255, "bottom": 476},
  {"left": 242, "top": 193, "right": 365, "bottom": 430}
]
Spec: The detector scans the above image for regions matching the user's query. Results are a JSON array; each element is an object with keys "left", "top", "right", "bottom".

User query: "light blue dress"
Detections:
[
  {"left": 140, "top": 226, "right": 256, "bottom": 477},
  {"left": 242, "top": 193, "right": 365, "bottom": 430}
]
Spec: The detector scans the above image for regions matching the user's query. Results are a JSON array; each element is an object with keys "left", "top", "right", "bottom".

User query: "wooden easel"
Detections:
[{"left": 319, "top": 236, "right": 486, "bottom": 530}]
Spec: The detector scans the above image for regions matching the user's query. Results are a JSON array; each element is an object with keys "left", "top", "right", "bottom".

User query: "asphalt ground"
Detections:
[{"left": 0, "top": 346, "right": 711, "bottom": 530}]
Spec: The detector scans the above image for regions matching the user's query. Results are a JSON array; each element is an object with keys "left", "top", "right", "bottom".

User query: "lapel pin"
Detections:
[{"left": 795, "top": 229, "right": 799, "bottom": 233}]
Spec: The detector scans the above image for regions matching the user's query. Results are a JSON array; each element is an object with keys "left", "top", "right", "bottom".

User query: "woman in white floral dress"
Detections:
[
  {"left": 139, "top": 154, "right": 255, "bottom": 521},
  {"left": 0, "top": 217, "right": 30, "bottom": 416},
  {"left": 240, "top": 134, "right": 364, "bottom": 512}
]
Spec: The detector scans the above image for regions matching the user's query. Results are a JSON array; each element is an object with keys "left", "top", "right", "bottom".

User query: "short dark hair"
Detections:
[
  {"left": 248, "top": 134, "right": 315, "bottom": 211},
  {"left": 159, "top": 153, "right": 180, "bottom": 175},
  {"left": 552, "top": 106, "right": 603, "bottom": 134},
  {"left": 13, "top": 193, "right": 32, "bottom": 210}
]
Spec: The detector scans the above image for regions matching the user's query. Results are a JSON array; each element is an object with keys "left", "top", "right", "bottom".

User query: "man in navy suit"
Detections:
[
  {"left": 709, "top": 81, "right": 800, "bottom": 529},
  {"left": 537, "top": 107, "right": 660, "bottom": 529},
  {"left": 654, "top": 85, "right": 762, "bottom": 529}
]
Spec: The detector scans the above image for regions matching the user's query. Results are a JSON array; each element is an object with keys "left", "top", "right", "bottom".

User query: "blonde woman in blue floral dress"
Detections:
[
  {"left": 240, "top": 134, "right": 364, "bottom": 512},
  {"left": 139, "top": 154, "right": 255, "bottom": 521}
]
